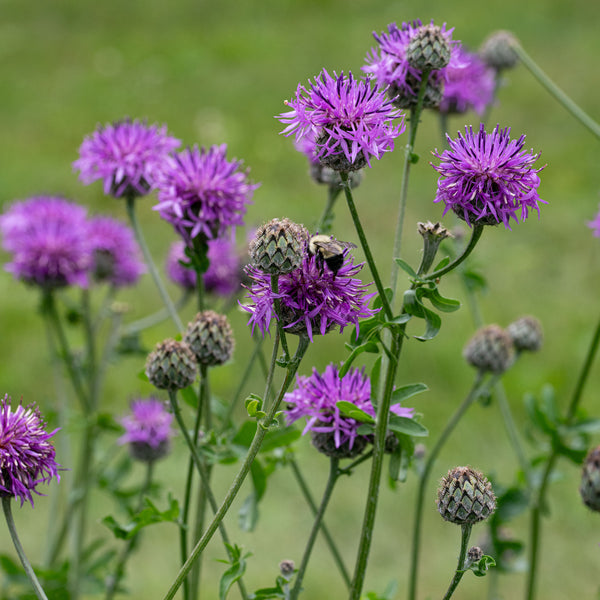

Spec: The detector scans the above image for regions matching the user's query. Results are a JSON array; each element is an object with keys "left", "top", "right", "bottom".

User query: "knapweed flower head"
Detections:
[
  {"left": 0, "top": 196, "right": 92, "bottom": 289},
  {"left": 479, "top": 30, "right": 519, "bottom": 71},
  {"left": 277, "top": 69, "right": 405, "bottom": 172},
  {"left": 243, "top": 245, "right": 377, "bottom": 341},
  {"left": 284, "top": 365, "right": 414, "bottom": 457},
  {"left": 73, "top": 118, "right": 181, "bottom": 198},
  {"left": 87, "top": 216, "right": 145, "bottom": 287},
  {"left": 439, "top": 48, "right": 495, "bottom": 115},
  {"left": 0, "top": 394, "right": 60, "bottom": 506},
  {"left": 363, "top": 20, "right": 461, "bottom": 109},
  {"left": 587, "top": 204, "right": 600, "bottom": 238},
  {"left": 119, "top": 398, "right": 174, "bottom": 463},
  {"left": 432, "top": 124, "right": 546, "bottom": 228},
  {"left": 154, "top": 145, "right": 259, "bottom": 243}
]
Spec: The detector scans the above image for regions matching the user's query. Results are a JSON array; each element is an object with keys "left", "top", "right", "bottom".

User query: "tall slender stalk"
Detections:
[
  {"left": 315, "top": 186, "right": 341, "bottom": 233},
  {"left": 441, "top": 523, "right": 473, "bottom": 600}
]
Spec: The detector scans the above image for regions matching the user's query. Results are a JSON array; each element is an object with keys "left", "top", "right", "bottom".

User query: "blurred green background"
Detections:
[{"left": 1, "top": 0, "right": 600, "bottom": 598}]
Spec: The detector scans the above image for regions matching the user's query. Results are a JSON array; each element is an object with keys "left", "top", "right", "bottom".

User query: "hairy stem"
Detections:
[{"left": 441, "top": 523, "right": 473, "bottom": 600}]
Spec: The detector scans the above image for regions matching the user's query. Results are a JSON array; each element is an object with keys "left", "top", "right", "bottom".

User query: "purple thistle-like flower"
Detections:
[
  {"left": 243, "top": 247, "right": 377, "bottom": 341},
  {"left": 73, "top": 118, "right": 181, "bottom": 198},
  {"left": 432, "top": 124, "right": 546, "bottom": 228},
  {"left": 439, "top": 48, "right": 495, "bottom": 115},
  {"left": 119, "top": 398, "right": 174, "bottom": 462},
  {"left": 277, "top": 69, "right": 405, "bottom": 171},
  {"left": 0, "top": 394, "right": 60, "bottom": 506},
  {"left": 154, "top": 145, "right": 259, "bottom": 243},
  {"left": 364, "top": 21, "right": 461, "bottom": 106},
  {"left": 87, "top": 216, "right": 146, "bottom": 287},
  {"left": 285, "top": 365, "right": 414, "bottom": 451},
  {"left": 0, "top": 196, "right": 92, "bottom": 289},
  {"left": 166, "top": 238, "right": 242, "bottom": 296},
  {"left": 587, "top": 205, "right": 600, "bottom": 237}
]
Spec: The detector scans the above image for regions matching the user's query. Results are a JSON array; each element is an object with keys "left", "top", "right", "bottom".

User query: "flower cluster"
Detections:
[
  {"left": 243, "top": 245, "right": 377, "bottom": 341},
  {"left": 0, "top": 197, "right": 144, "bottom": 290},
  {"left": 285, "top": 365, "right": 414, "bottom": 453},
  {"left": 154, "top": 145, "right": 259, "bottom": 243},
  {"left": 74, "top": 118, "right": 181, "bottom": 198},
  {"left": 432, "top": 124, "right": 545, "bottom": 228},
  {"left": 0, "top": 394, "right": 60, "bottom": 506},
  {"left": 277, "top": 69, "right": 405, "bottom": 172}
]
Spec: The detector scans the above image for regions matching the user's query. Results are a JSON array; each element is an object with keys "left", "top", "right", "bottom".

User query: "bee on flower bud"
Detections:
[{"left": 308, "top": 234, "right": 357, "bottom": 276}]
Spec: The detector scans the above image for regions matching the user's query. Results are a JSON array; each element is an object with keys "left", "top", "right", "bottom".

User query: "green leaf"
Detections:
[
  {"left": 180, "top": 385, "right": 199, "bottom": 410},
  {"left": 387, "top": 415, "right": 428, "bottom": 437},
  {"left": 468, "top": 554, "right": 496, "bottom": 577},
  {"left": 462, "top": 269, "right": 488, "bottom": 293},
  {"left": 373, "top": 287, "right": 393, "bottom": 311},
  {"left": 413, "top": 305, "right": 441, "bottom": 341},
  {"left": 395, "top": 259, "right": 418, "bottom": 279},
  {"left": 336, "top": 401, "right": 375, "bottom": 424},
  {"left": 245, "top": 394, "right": 264, "bottom": 418},
  {"left": 238, "top": 493, "right": 259, "bottom": 532},
  {"left": 232, "top": 421, "right": 256, "bottom": 448},
  {"left": 564, "top": 418, "right": 600, "bottom": 434},
  {"left": 408, "top": 151, "right": 419, "bottom": 164},
  {"left": 370, "top": 356, "right": 382, "bottom": 398},
  {"left": 390, "top": 383, "right": 428, "bottom": 404},
  {"left": 384, "top": 314, "right": 412, "bottom": 326},
  {"left": 433, "top": 256, "right": 451, "bottom": 271},
  {"left": 219, "top": 546, "right": 248, "bottom": 600},
  {"left": 423, "top": 287, "right": 461, "bottom": 313},
  {"left": 260, "top": 426, "right": 301, "bottom": 453}
]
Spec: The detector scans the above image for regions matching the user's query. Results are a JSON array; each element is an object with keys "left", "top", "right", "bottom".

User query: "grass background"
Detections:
[{"left": 1, "top": 0, "right": 600, "bottom": 598}]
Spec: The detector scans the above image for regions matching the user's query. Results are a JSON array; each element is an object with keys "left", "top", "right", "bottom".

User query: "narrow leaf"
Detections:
[
  {"left": 390, "top": 383, "right": 428, "bottom": 404},
  {"left": 387, "top": 415, "right": 428, "bottom": 437}
]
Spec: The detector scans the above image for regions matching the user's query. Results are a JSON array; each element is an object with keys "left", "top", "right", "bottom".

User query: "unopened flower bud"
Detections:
[
  {"left": 407, "top": 24, "right": 452, "bottom": 71},
  {"left": 184, "top": 311, "right": 234, "bottom": 366},
  {"left": 468, "top": 546, "right": 484, "bottom": 562},
  {"left": 580, "top": 445, "right": 600, "bottom": 512},
  {"left": 437, "top": 466, "right": 496, "bottom": 525},
  {"left": 507, "top": 316, "right": 543, "bottom": 353},
  {"left": 479, "top": 30, "right": 519, "bottom": 71},
  {"left": 463, "top": 325, "right": 515, "bottom": 374},
  {"left": 417, "top": 221, "right": 452, "bottom": 274},
  {"left": 279, "top": 560, "right": 295, "bottom": 577},
  {"left": 249, "top": 218, "right": 309, "bottom": 275},
  {"left": 145, "top": 339, "right": 197, "bottom": 391}
]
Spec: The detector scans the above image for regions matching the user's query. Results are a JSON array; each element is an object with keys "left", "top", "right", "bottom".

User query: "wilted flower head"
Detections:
[
  {"left": 284, "top": 364, "right": 414, "bottom": 456},
  {"left": 73, "top": 118, "right": 181, "bottom": 198},
  {"left": 432, "top": 124, "right": 546, "bottom": 228},
  {"left": 119, "top": 398, "right": 174, "bottom": 463},
  {"left": 87, "top": 216, "right": 145, "bottom": 287},
  {"left": 364, "top": 20, "right": 461, "bottom": 109},
  {"left": 0, "top": 196, "right": 92, "bottom": 289},
  {"left": 277, "top": 69, "right": 405, "bottom": 172},
  {"left": 165, "top": 238, "right": 242, "bottom": 296},
  {"left": 0, "top": 394, "right": 60, "bottom": 506},
  {"left": 154, "top": 145, "right": 259, "bottom": 243},
  {"left": 243, "top": 245, "right": 377, "bottom": 341},
  {"left": 439, "top": 48, "right": 495, "bottom": 115}
]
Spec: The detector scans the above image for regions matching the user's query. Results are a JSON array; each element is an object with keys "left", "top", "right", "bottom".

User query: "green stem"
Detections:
[
  {"left": 271, "top": 274, "right": 291, "bottom": 359},
  {"left": 525, "top": 310, "right": 600, "bottom": 600},
  {"left": 121, "top": 291, "right": 192, "bottom": 336},
  {"left": 162, "top": 336, "right": 309, "bottom": 600},
  {"left": 290, "top": 457, "right": 340, "bottom": 599},
  {"left": 423, "top": 224, "right": 485, "bottom": 281},
  {"left": 105, "top": 461, "right": 155, "bottom": 600},
  {"left": 441, "top": 523, "right": 473, "bottom": 600},
  {"left": 315, "top": 186, "right": 341, "bottom": 233},
  {"left": 289, "top": 458, "right": 350, "bottom": 588},
  {"left": 408, "top": 371, "right": 489, "bottom": 600},
  {"left": 512, "top": 43, "right": 600, "bottom": 141},
  {"left": 2, "top": 498, "right": 49, "bottom": 600},
  {"left": 340, "top": 173, "right": 394, "bottom": 322},
  {"left": 125, "top": 194, "right": 184, "bottom": 333}
]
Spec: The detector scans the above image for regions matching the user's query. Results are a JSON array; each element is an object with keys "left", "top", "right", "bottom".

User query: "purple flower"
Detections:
[
  {"left": 285, "top": 365, "right": 414, "bottom": 451},
  {"left": 587, "top": 205, "right": 600, "bottom": 237},
  {"left": 0, "top": 196, "right": 92, "bottom": 289},
  {"left": 364, "top": 21, "right": 461, "bottom": 108},
  {"left": 154, "top": 145, "right": 259, "bottom": 243},
  {"left": 243, "top": 247, "right": 377, "bottom": 341},
  {"left": 439, "top": 48, "right": 495, "bottom": 115},
  {"left": 87, "top": 216, "right": 145, "bottom": 287},
  {"left": 432, "top": 124, "right": 546, "bottom": 228},
  {"left": 119, "top": 398, "right": 174, "bottom": 463},
  {"left": 0, "top": 394, "right": 60, "bottom": 506},
  {"left": 166, "top": 238, "right": 242, "bottom": 296},
  {"left": 277, "top": 69, "right": 405, "bottom": 171},
  {"left": 74, "top": 118, "right": 181, "bottom": 198}
]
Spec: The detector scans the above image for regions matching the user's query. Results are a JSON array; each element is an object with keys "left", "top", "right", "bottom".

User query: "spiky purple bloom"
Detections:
[
  {"left": 439, "top": 48, "right": 495, "bottom": 115},
  {"left": 277, "top": 69, "right": 405, "bottom": 171},
  {"left": 87, "top": 216, "right": 145, "bottom": 287},
  {"left": 119, "top": 398, "right": 174, "bottom": 462},
  {"left": 154, "top": 145, "right": 259, "bottom": 243},
  {"left": 166, "top": 238, "right": 242, "bottom": 296},
  {"left": 285, "top": 365, "right": 414, "bottom": 451},
  {"left": 587, "top": 205, "right": 600, "bottom": 237},
  {"left": 243, "top": 248, "right": 377, "bottom": 341},
  {"left": 432, "top": 124, "right": 546, "bottom": 228},
  {"left": 73, "top": 118, "right": 181, "bottom": 198},
  {"left": 364, "top": 21, "right": 461, "bottom": 106},
  {"left": 0, "top": 196, "right": 92, "bottom": 289},
  {"left": 0, "top": 394, "right": 60, "bottom": 506}
]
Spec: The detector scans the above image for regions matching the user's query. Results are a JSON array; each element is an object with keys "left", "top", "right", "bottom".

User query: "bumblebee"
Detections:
[{"left": 308, "top": 234, "right": 357, "bottom": 275}]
